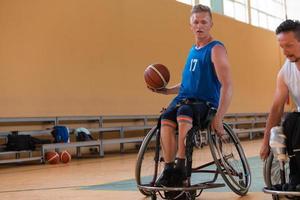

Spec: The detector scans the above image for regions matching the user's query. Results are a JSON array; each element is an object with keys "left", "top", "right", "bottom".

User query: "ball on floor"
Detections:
[
  {"left": 59, "top": 150, "right": 71, "bottom": 163},
  {"left": 45, "top": 151, "right": 59, "bottom": 164}
]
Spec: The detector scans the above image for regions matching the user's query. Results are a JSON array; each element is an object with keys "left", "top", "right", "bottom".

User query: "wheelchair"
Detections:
[
  {"left": 263, "top": 127, "right": 300, "bottom": 200},
  {"left": 135, "top": 106, "right": 251, "bottom": 200}
]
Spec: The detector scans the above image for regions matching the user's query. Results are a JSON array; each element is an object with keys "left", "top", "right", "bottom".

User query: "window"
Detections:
[
  {"left": 176, "top": 0, "right": 210, "bottom": 7},
  {"left": 250, "top": 0, "right": 285, "bottom": 31},
  {"left": 175, "top": 0, "right": 300, "bottom": 32},
  {"left": 176, "top": 0, "right": 193, "bottom": 5},
  {"left": 197, "top": 0, "right": 211, "bottom": 7},
  {"left": 177, "top": 0, "right": 211, "bottom": 7},
  {"left": 286, "top": 0, "right": 300, "bottom": 19},
  {"left": 223, "top": 0, "right": 249, "bottom": 23}
]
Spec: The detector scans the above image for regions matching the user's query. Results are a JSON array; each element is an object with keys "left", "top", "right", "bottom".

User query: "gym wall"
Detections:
[{"left": 0, "top": 0, "right": 284, "bottom": 117}]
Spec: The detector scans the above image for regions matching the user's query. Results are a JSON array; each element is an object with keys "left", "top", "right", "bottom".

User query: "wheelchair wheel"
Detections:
[
  {"left": 264, "top": 153, "right": 290, "bottom": 200},
  {"left": 135, "top": 126, "right": 164, "bottom": 196},
  {"left": 208, "top": 123, "right": 251, "bottom": 196},
  {"left": 264, "top": 153, "right": 289, "bottom": 188}
]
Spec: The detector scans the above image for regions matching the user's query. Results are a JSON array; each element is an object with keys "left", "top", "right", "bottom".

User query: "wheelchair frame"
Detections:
[{"left": 135, "top": 120, "right": 251, "bottom": 200}]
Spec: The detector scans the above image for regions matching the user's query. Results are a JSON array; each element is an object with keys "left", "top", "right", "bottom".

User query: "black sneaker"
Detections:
[
  {"left": 172, "top": 168, "right": 187, "bottom": 187},
  {"left": 155, "top": 168, "right": 174, "bottom": 187}
]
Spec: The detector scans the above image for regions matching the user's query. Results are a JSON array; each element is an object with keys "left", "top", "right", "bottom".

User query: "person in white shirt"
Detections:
[{"left": 260, "top": 19, "right": 300, "bottom": 190}]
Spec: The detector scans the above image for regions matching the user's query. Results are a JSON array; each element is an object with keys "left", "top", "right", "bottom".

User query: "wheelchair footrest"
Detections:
[
  {"left": 138, "top": 182, "right": 225, "bottom": 192},
  {"left": 263, "top": 187, "right": 300, "bottom": 196}
]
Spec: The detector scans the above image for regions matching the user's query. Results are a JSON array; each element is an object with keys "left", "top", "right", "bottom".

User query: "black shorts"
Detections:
[{"left": 161, "top": 102, "right": 209, "bottom": 128}]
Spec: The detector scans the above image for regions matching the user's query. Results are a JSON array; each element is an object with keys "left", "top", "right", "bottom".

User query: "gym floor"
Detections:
[{"left": 0, "top": 138, "right": 274, "bottom": 200}]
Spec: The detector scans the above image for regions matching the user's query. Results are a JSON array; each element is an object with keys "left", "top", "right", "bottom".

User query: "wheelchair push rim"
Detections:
[{"left": 208, "top": 122, "right": 251, "bottom": 196}]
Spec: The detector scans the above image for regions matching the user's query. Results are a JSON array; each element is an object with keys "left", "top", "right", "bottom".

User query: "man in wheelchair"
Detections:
[
  {"left": 260, "top": 20, "right": 300, "bottom": 192},
  {"left": 150, "top": 4, "right": 233, "bottom": 188}
]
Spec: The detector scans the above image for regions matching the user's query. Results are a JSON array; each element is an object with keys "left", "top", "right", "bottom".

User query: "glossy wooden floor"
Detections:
[{"left": 0, "top": 138, "right": 274, "bottom": 200}]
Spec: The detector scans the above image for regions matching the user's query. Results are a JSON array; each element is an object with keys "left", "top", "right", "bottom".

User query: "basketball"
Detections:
[
  {"left": 144, "top": 63, "right": 170, "bottom": 89},
  {"left": 45, "top": 151, "right": 59, "bottom": 164},
  {"left": 59, "top": 150, "right": 71, "bottom": 163}
]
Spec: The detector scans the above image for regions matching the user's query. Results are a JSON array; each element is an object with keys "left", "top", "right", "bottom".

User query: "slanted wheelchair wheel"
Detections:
[
  {"left": 264, "top": 153, "right": 290, "bottom": 200},
  {"left": 208, "top": 123, "right": 251, "bottom": 196},
  {"left": 135, "top": 126, "right": 164, "bottom": 196}
]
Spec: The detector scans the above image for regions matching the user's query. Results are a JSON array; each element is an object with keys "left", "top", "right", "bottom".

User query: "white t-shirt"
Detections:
[{"left": 280, "top": 60, "right": 300, "bottom": 111}]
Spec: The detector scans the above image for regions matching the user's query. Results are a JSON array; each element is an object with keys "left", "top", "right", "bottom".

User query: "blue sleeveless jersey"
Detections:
[{"left": 171, "top": 40, "right": 223, "bottom": 108}]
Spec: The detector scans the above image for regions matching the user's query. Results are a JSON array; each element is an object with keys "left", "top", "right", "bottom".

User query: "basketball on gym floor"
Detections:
[
  {"left": 144, "top": 63, "right": 170, "bottom": 89},
  {"left": 45, "top": 151, "right": 59, "bottom": 164},
  {"left": 59, "top": 150, "right": 71, "bottom": 163}
]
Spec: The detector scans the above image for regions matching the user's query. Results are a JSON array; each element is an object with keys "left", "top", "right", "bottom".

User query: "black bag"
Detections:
[
  {"left": 282, "top": 112, "right": 300, "bottom": 185},
  {"left": 5, "top": 134, "right": 35, "bottom": 151}
]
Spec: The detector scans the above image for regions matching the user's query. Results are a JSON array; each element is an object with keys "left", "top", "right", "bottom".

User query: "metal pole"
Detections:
[
  {"left": 284, "top": 0, "right": 288, "bottom": 20},
  {"left": 280, "top": 161, "right": 286, "bottom": 185},
  {"left": 247, "top": 0, "right": 251, "bottom": 24}
]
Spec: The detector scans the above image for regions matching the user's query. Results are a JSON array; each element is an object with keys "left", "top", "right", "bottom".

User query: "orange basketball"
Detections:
[
  {"left": 144, "top": 63, "right": 170, "bottom": 89},
  {"left": 45, "top": 151, "right": 59, "bottom": 164},
  {"left": 59, "top": 150, "right": 71, "bottom": 164}
]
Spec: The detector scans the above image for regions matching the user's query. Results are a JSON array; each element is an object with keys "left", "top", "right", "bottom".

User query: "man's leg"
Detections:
[
  {"left": 160, "top": 120, "right": 177, "bottom": 163},
  {"left": 176, "top": 105, "right": 193, "bottom": 180},
  {"left": 155, "top": 108, "right": 177, "bottom": 186},
  {"left": 177, "top": 115, "right": 193, "bottom": 159}
]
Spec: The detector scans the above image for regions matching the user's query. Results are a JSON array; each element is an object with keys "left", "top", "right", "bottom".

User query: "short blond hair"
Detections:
[{"left": 191, "top": 4, "right": 212, "bottom": 19}]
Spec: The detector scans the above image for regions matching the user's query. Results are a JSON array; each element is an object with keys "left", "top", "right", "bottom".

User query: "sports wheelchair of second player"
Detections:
[
  {"left": 135, "top": 107, "right": 251, "bottom": 200},
  {"left": 263, "top": 126, "right": 300, "bottom": 200}
]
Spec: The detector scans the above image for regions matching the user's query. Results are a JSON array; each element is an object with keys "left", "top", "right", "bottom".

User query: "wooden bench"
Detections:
[
  {"left": 0, "top": 117, "right": 57, "bottom": 124},
  {"left": 225, "top": 112, "right": 268, "bottom": 139},
  {"left": 0, "top": 150, "right": 42, "bottom": 164},
  {"left": 0, "top": 156, "right": 42, "bottom": 164},
  {"left": 89, "top": 125, "right": 154, "bottom": 156}
]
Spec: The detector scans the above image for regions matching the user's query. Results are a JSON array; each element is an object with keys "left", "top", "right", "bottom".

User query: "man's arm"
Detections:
[
  {"left": 211, "top": 45, "right": 233, "bottom": 134},
  {"left": 260, "top": 71, "right": 289, "bottom": 160}
]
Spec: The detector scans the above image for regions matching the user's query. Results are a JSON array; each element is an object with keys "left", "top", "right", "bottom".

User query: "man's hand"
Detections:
[
  {"left": 211, "top": 115, "right": 225, "bottom": 137},
  {"left": 147, "top": 86, "right": 168, "bottom": 95},
  {"left": 260, "top": 141, "right": 270, "bottom": 161}
]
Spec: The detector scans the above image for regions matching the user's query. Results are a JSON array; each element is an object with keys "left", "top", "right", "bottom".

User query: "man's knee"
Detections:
[
  {"left": 161, "top": 119, "right": 177, "bottom": 130},
  {"left": 177, "top": 115, "right": 193, "bottom": 128}
]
